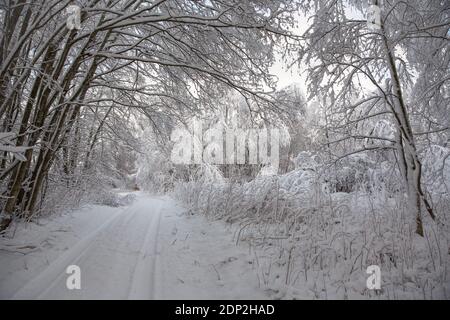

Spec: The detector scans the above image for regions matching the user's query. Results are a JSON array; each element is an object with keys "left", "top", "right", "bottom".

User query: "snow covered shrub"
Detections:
[
  {"left": 173, "top": 163, "right": 227, "bottom": 217},
  {"left": 93, "top": 190, "right": 123, "bottom": 207},
  {"left": 322, "top": 153, "right": 403, "bottom": 196},
  {"left": 93, "top": 191, "right": 136, "bottom": 207},
  {"left": 232, "top": 188, "right": 450, "bottom": 299},
  {"left": 174, "top": 160, "right": 323, "bottom": 225},
  {"left": 174, "top": 153, "right": 450, "bottom": 299},
  {"left": 136, "top": 148, "right": 174, "bottom": 193},
  {"left": 421, "top": 145, "right": 450, "bottom": 197},
  {"left": 36, "top": 163, "right": 137, "bottom": 219}
]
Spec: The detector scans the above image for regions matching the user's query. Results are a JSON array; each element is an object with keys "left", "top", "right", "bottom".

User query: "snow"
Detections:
[
  {"left": 174, "top": 168, "right": 450, "bottom": 300},
  {"left": 0, "top": 192, "right": 267, "bottom": 299},
  {"left": 1, "top": 184, "right": 449, "bottom": 300},
  {"left": 0, "top": 131, "right": 29, "bottom": 161}
]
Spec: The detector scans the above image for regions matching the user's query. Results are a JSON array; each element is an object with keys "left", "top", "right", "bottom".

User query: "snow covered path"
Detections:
[{"left": 1, "top": 193, "right": 267, "bottom": 300}]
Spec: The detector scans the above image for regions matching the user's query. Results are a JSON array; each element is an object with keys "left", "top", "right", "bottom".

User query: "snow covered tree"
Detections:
[
  {"left": 297, "top": 0, "right": 449, "bottom": 235},
  {"left": 0, "top": 0, "right": 299, "bottom": 230}
]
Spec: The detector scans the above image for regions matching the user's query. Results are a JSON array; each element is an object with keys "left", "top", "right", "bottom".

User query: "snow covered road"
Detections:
[{"left": 1, "top": 193, "right": 266, "bottom": 300}]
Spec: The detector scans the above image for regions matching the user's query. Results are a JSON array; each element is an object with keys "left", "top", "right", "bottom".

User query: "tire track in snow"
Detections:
[
  {"left": 6, "top": 195, "right": 269, "bottom": 300},
  {"left": 127, "top": 202, "right": 163, "bottom": 299}
]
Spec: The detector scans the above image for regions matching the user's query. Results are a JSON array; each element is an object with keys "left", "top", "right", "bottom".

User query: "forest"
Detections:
[{"left": 0, "top": 0, "right": 449, "bottom": 300}]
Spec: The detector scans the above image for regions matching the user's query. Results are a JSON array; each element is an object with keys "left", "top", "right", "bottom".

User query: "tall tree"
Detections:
[{"left": 297, "top": 0, "right": 449, "bottom": 235}]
